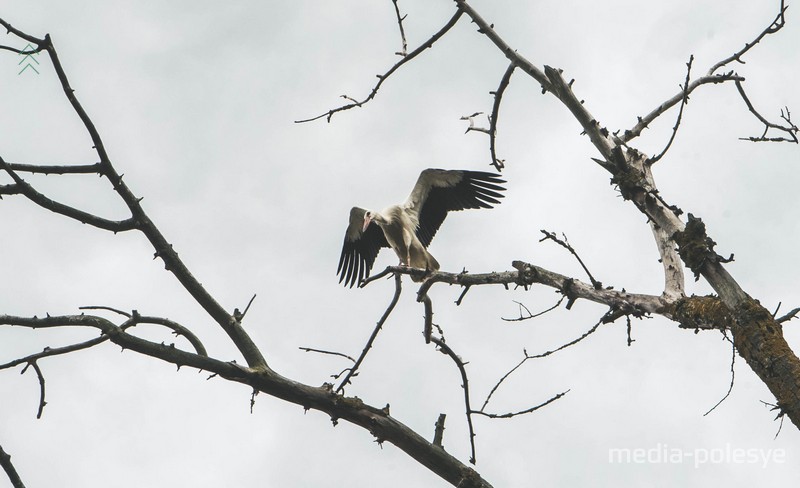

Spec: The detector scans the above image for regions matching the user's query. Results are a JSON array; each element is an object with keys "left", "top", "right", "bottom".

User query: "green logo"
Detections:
[{"left": 18, "top": 43, "right": 39, "bottom": 75}]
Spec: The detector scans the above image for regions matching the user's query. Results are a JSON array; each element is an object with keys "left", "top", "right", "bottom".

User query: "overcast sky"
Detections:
[{"left": 1, "top": 1, "right": 799, "bottom": 486}]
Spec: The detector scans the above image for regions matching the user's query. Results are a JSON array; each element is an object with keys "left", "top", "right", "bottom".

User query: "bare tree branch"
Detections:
[
  {"left": 0, "top": 313, "right": 494, "bottom": 488},
  {"left": 647, "top": 55, "right": 694, "bottom": 165},
  {"left": 0, "top": 27, "right": 269, "bottom": 369},
  {"left": 488, "top": 63, "right": 515, "bottom": 171},
  {"left": 298, "top": 347, "right": 356, "bottom": 363},
  {"left": 336, "top": 273, "right": 402, "bottom": 393},
  {"left": 474, "top": 390, "right": 569, "bottom": 419},
  {"left": 0, "top": 444, "right": 26, "bottom": 488},
  {"left": 0, "top": 158, "right": 137, "bottom": 232},
  {"left": 390, "top": 0, "right": 408, "bottom": 57},
  {"left": 704, "top": 332, "right": 736, "bottom": 416},
  {"left": 20, "top": 361, "right": 46, "bottom": 419},
  {"left": 429, "top": 336, "right": 478, "bottom": 465},
  {"left": 735, "top": 81, "right": 799, "bottom": 143},
  {"left": 501, "top": 296, "right": 565, "bottom": 322},
  {"left": 295, "top": 9, "right": 464, "bottom": 123},
  {"left": 540, "top": 230, "right": 602, "bottom": 289},
  {"left": 2, "top": 162, "right": 103, "bottom": 174},
  {"left": 708, "top": 0, "right": 788, "bottom": 75}
]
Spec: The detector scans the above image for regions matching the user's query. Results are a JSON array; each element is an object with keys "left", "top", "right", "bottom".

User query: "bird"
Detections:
[{"left": 337, "top": 168, "right": 506, "bottom": 287}]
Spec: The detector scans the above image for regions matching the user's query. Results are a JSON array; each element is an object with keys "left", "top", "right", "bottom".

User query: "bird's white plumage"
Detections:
[{"left": 337, "top": 168, "right": 506, "bottom": 287}]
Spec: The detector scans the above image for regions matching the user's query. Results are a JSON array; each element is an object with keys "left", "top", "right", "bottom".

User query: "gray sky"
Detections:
[{"left": 1, "top": 0, "right": 799, "bottom": 486}]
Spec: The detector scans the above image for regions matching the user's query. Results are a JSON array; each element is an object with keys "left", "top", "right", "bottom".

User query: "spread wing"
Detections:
[
  {"left": 404, "top": 169, "right": 506, "bottom": 247},
  {"left": 337, "top": 207, "right": 390, "bottom": 287}
]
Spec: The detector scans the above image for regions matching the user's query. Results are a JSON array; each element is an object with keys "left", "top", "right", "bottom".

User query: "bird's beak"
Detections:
[{"left": 362, "top": 214, "right": 372, "bottom": 232}]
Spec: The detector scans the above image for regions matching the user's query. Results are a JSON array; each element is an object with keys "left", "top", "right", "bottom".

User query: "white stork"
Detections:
[{"left": 337, "top": 168, "right": 506, "bottom": 287}]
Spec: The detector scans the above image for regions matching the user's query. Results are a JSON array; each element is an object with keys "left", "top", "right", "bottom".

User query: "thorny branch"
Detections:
[
  {"left": 481, "top": 314, "right": 607, "bottom": 410},
  {"left": 430, "top": 336, "right": 478, "bottom": 465},
  {"left": 0, "top": 23, "right": 266, "bottom": 370},
  {"left": 736, "top": 81, "right": 798, "bottom": 142},
  {"left": 473, "top": 390, "right": 569, "bottom": 419},
  {"left": 487, "top": 63, "right": 515, "bottom": 171},
  {"left": 539, "top": 230, "right": 602, "bottom": 290},
  {"left": 501, "top": 296, "right": 565, "bottom": 322},
  {"left": 0, "top": 444, "right": 26, "bottom": 488},
  {"left": 0, "top": 313, "right": 494, "bottom": 487},
  {"left": 20, "top": 361, "right": 46, "bottom": 419},
  {"left": 624, "top": 0, "right": 794, "bottom": 145},
  {"left": 390, "top": 0, "right": 408, "bottom": 57},
  {"left": 647, "top": 55, "right": 694, "bottom": 165},
  {"left": 336, "top": 273, "right": 402, "bottom": 393},
  {"left": 299, "top": 347, "right": 356, "bottom": 364},
  {"left": 294, "top": 9, "right": 464, "bottom": 123}
]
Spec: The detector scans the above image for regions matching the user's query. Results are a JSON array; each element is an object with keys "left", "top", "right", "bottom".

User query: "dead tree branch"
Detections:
[
  {"left": 295, "top": 9, "right": 464, "bottom": 123},
  {"left": 0, "top": 313, "right": 493, "bottom": 488},
  {"left": 390, "top": 0, "right": 408, "bottom": 57},
  {"left": 501, "top": 296, "right": 565, "bottom": 322},
  {"left": 20, "top": 361, "right": 46, "bottom": 419},
  {"left": 539, "top": 230, "right": 602, "bottom": 289},
  {"left": 336, "top": 273, "right": 402, "bottom": 393},
  {"left": 647, "top": 55, "right": 694, "bottom": 165},
  {"left": 624, "top": 1, "right": 791, "bottom": 144},
  {"left": 429, "top": 336, "right": 478, "bottom": 465},
  {"left": 473, "top": 390, "right": 569, "bottom": 419},
  {"left": 736, "top": 81, "right": 798, "bottom": 142},
  {"left": 704, "top": 333, "right": 737, "bottom": 416},
  {"left": 0, "top": 25, "right": 267, "bottom": 369},
  {"left": 0, "top": 444, "right": 26, "bottom": 488}
]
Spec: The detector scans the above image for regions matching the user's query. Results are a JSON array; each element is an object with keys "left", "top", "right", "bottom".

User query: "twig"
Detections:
[
  {"left": 0, "top": 444, "right": 26, "bottom": 488},
  {"left": 473, "top": 390, "right": 569, "bottom": 419},
  {"left": 708, "top": 0, "right": 788, "bottom": 75},
  {"left": 3, "top": 162, "right": 103, "bottom": 175},
  {"left": 539, "top": 231, "right": 602, "bottom": 289},
  {"left": 760, "top": 400, "right": 786, "bottom": 439},
  {"left": 20, "top": 361, "right": 46, "bottom": 419},
  {"left": 298, "top": 347, "right": 356, "bottom": 363},
  {"left": 130, "top": 315, "right": 208, "bottom": 357},
  {"left": 624, "top": 1, "right": 789, "bottom": 144},
  {"left": 455, "top": 285, "right": 472, "bottom": 306},
  {"left": 390, "top": 0, "right": 408, "bottom": 56},
  {"left": 0, "top": 336, "right": 109, "bottom": 371},
  {"left": 488, "top": 63, "right": 516, "bottom": 170},
  {"left": 429, "top": 336, "right": 477, "bottom": 465},
  {"left": 647, "top": 55, "right": 694, "bottom": 165},
  {"left": 0, "top": 158, "right": 137, "bottom": 232},
  {"left": 776, "top": 307, "right": 800, "bottom": 324},
  {"left": 295, "top": 9, "right": 463, "bottom": 123},
  {"left": 621, "top": 72, "right": 744, "bottom": 143},
  {"left": 79, "top": 305, "right": 132, "bottom": 317},
  {"left": 336, "top": 274, "right": 402, "bottom": 393},
  {"left": 234, "top": 294, "right": 258, "bottom": 321},
  {"left": 501, "top": 296, "right": 565, "bottom": 322},
  {"left": 482, "top": 314, "right": 607, "bottom": 410},
  {"left": 422, "top": 295, "right": 434, "bottom": 343},
  {"left": 735, "top": 81, "right": 798, "bottom": 143},
  {"left": 704, "top": 332, "right": 736, "bottom": 416}
]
